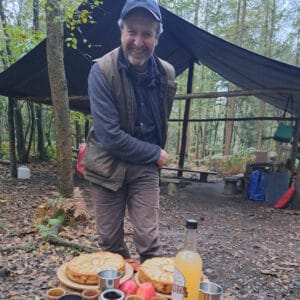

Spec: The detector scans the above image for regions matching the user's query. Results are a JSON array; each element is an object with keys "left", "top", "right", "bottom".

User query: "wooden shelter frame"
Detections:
[{"left": 174, "top": 63, "right": 300, "bottom": 186}]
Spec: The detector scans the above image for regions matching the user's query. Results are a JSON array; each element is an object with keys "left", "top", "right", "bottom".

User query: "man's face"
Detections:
[{"left": 121, "top": 11, "right": 159, "bottom": 72}]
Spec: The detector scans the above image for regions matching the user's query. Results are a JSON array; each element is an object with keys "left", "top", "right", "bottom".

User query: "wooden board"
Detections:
[{"left": 57, "top": 262, "right": 133, "bottom": 291}]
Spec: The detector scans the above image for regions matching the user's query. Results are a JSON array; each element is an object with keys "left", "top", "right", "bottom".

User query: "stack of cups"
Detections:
[
  {"left": 98, "top": 269, "right": 124, "bottom": 300},
  {"left": 199, "top": 282, "right": 223, "bottom": 300},
  {"left": 81, "top": 288, "right": 99, "bottom": 300}
]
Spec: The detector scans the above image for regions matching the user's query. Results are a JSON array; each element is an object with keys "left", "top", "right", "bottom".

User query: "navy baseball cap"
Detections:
[{"left": 120, "top": 0, "right": 162, "bottom": 22}]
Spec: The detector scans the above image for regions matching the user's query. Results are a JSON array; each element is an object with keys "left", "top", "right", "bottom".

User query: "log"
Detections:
[
  {"left": 43, "top": 234, "right": 99, "bottom": 252},
  {"left": 0, "top": 237, "right": 99, "bottom": 253},
  {"left": 0, "top": 244, "right": 35, "bottom": 253},
  {"left": 0, "top": 160, "right": 10, "bottom": 164}
]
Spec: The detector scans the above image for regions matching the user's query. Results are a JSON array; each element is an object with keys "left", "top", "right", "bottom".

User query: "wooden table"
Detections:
[{"left": 161, "top": 167, "right": 217, "bottom": 182}]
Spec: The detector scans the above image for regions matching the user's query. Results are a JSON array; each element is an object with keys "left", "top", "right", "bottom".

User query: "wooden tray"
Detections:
[
  {"left": 135, "top": 272, "right": 171, "bottom": 299},
  {"left": 57, "top": 262, "right": 133, "bottom": 291}
]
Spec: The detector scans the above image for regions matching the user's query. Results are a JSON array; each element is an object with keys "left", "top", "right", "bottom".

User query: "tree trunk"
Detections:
[
  {"left": 200, "top": 102, "right": 209, "bottom": 158},
  {"left": 46, "top": 0, "right": 73, "bottom": 197},
  {"left": 223, "top": 0, "right": 247, "bottom": 156},
  {"left": 33, "top": 0, "right": 39, "bottom": 31},
  {"left": 84, "top": 119, "right": 90, "bottom": 140},
  {"left": 33, "top": 0, "right": 47, "bottom": 160},
  {"left": 176, "top": 103, "right": 181, "bottom": 154},
  {"left": 1, "top": 0, "right": 27, "bottom": 163},
  {"left": 224, "top": 96, "right": 235, "bottom": 155},
  {"left": 193, "top": 0, "right": 200, "bottom": 26},
  {"left": 8, "top": 98, "right": 17, "bottom": 177},
  {"left": 257, "top": 101, "right": 265, "bottom": 150},
  {"left": 0, "top": 0, "right": 17, "bottom": 175},
  {"left": 14, "top": 102, "right": 26, "bottom": 162},
  {"left": 36, "top": 104, "right": 46, "bottom": 159},
  {"left": 26, "top": 102, "right": 35, "bottom": 161},
  {"left": 75, "top": 120, "right": 81, "bottom": 149},
  {"left": 296, "top": 28, "right": 300, "bottom": 66}
]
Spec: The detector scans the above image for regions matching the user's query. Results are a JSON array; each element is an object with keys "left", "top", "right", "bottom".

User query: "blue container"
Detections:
[
  {"left": 248, "top": 170, "right": 265, "bottom": 201},
  {"left": 264, "top": 172, "right": 289, "bottom": 204}
]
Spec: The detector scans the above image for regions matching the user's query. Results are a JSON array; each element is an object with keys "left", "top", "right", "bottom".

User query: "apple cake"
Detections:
[
  {"left": 66, "top": 251, "right": 125, "bottom": 285},
  {"left": 138, "top": 257, "right": 175, "bottom": 294}
]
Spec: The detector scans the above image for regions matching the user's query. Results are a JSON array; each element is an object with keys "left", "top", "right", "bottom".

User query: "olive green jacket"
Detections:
[{"left": 83, "top": 47, "right": 177, "bottom": 191}]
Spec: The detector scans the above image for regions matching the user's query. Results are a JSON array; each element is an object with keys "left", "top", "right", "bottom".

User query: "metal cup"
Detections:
[
  {"left": 199, "top": 281, "right": 223, "bottom": 300},
  {"left": 126, "top": 296, "right": 144, "bottom": 300},
  {"left": 57, "top": 295, "right": 83, "bottom": 300},
  {"left": 98, "top": 269, "right": 122, "bottom": 292},
  {"left": 47, "top": 287, "right": 66, "bottom": 300},
  {"left": 81, "top": 288, "right": 99, "bottom": 300},
  {"left": 100, "top": 288, "right": 124, "bottom": 300}
]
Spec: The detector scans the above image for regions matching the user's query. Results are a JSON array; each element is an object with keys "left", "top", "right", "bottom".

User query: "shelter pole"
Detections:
[
  {"left": 177, "top": 59, "right": 194, "bottom": 177},
  {"left": 290, "top": 118, "right": 300, "bottom": 175},
  {"left": 293, "top": 118, "right": 300, "bottom": 209}
]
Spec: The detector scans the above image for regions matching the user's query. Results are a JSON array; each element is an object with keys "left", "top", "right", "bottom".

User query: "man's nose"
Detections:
[{"left": 133, "top": 35, "right": 143, "bottom": 47}]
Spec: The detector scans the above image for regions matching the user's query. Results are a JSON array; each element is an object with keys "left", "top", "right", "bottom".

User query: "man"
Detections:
[{"left": 84, "top": 0, "right": 177, "bottom": 263}]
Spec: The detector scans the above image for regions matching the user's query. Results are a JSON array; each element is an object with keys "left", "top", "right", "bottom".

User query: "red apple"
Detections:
[
  {"left": 119, "top": 279, "right": 138, "bottom": 295},
  {"left": 136, "top": 283, "right": 156, "bottom": 300}
]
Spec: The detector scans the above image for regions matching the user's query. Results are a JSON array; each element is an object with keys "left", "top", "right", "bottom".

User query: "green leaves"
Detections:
[{"left": 65, "top": 37, "right": 77, "bottom": 49}]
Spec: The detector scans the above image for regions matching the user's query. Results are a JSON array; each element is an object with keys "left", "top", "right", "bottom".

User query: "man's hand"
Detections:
[{"left": 156, "top": 149, "right": 168, "bottom": 168}]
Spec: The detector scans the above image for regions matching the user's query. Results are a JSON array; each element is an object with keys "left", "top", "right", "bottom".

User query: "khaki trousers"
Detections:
[{"left": 90, "top": 163, "right": 162, "bottom": 261}]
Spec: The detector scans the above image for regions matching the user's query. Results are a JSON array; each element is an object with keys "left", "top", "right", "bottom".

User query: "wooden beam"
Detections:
[
  {"left": 174, "top": 88, "right": 300, "bottom": 100},
  {"left": 169, "top": 117, "right": 296, "bottom": 122},
  {"left": 17, "top": 88, "right": 300, "bottom": 105}
]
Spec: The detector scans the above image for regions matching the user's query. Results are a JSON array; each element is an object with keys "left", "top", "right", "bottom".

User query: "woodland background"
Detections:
[
  {"left": 0, "top": 0, "right": 299, "bottom": 190},
  {"left": 0, "top": 1, "right": 300, "bottom": 299}
]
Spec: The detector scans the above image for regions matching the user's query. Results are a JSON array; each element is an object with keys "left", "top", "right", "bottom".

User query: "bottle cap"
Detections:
[{"left": 186, "top": 219, "right": 198, "bottom": 229}]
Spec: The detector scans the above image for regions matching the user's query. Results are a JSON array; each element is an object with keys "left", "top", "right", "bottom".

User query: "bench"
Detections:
[
  {"left": 161, "top": 167, "right": 218, "bottom": 182},
  {"left": 223, "top": 175, "right": 245, "bottom": 195},
  {"left": 160, "top": 177, "right": 181, "bottom": 196}
]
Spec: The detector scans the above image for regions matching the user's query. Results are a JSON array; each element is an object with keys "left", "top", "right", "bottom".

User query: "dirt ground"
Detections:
[{"left": 0, "top": 163, "right": 300, "bottom": 300}]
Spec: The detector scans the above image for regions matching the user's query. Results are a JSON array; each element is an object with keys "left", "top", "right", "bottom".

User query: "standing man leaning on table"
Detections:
[{"left": 82, "top": 0, "right": 177, "bottom": 263}]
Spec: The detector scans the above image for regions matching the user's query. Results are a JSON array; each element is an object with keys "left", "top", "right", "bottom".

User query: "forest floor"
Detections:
[{"left": 0, "top": 163, "right": 300, "bottom": 300}]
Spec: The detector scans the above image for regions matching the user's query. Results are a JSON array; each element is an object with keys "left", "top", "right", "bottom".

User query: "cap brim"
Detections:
[{"left": 121, "top": 5, "right": 161, "bottom": 22}]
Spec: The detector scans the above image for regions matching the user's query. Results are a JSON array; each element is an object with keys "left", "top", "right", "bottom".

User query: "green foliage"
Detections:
[
  {"left": 44, "top": 145, "right": 57, "bottom": 160},
  {"left": 36, "top": 224, "right": 49, "bottom": 236},
  {"left": 201, "top": 150, "right": 254, "bottom": 176},
  {"left": 0, "top": 222, "right": 5, "bottom": 233},
  {"left": 36, "top": 195, "right": 66, "bottom": 237},
  {"left": 0, "top": 142, "right": 9, "bottom": 160},
  {"left": 70, "top": 110, "right": 89, "bottom": 124},
  {"left": 48, "top": 194, "right": 65, "bottom": 209},
  {"left": 36, "top": 215, "right": 65, "bottom": 237},
  {"left": 48, "top": 215, "right": 65, "bottom": 226},
  {"left": 64, "top": 0, "right": 103, "bottom": 49}
]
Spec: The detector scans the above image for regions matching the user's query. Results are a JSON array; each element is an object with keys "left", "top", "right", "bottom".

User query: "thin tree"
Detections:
[
  {"left": 33, "top": 0, "right": 47, "bottom": 160},
  {"left": 46, "top": 0, "right": 73, "bottom": 197},
  {"left": 0, "top": 0, "right": 18, "bottom": 176},
  {"left": 223, "top": 0, "right": 247, "bottom": 156}
]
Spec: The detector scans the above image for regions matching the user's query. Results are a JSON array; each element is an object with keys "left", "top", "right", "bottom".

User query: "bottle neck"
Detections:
[{"left": 184, "top": 228, "right": 198, "bottom": 251}]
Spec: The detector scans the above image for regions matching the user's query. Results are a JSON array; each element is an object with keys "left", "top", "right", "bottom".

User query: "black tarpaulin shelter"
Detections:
[{"left": 0, "top": 0, "right": 299, "bottom": 115}]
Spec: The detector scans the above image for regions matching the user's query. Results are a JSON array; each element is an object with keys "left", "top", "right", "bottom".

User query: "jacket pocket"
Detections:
[{"left": 82, "top": 131, "right": 126, "bottom": 181}]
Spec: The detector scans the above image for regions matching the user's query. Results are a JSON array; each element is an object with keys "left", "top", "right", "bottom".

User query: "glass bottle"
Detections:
[{"left": 172, "top": 219, "right": 203, "bottom": 300}]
